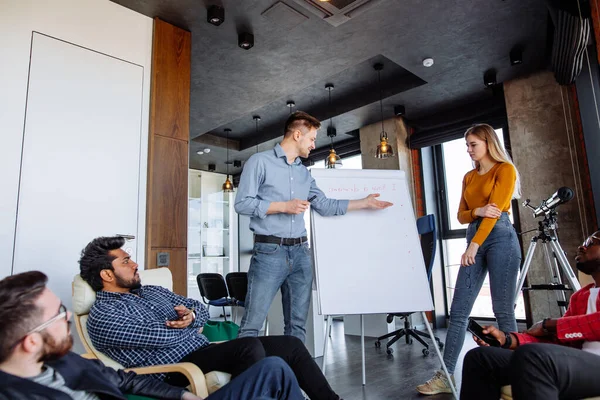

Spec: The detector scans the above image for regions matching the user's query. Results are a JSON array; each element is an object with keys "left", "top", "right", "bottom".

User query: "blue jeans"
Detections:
[
  {"left": 238, "top": 242, "right": 313, "bottom": 342},
  {"left": 206, "top": 356, "right": 304, "bottom": 400},
  {"left": 442, "top": 213, "right": 521, "bottom": 374}
]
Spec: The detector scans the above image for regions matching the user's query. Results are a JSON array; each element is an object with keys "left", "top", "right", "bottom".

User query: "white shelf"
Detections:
[{"left": 203, "top": 227, "right": 229, "bottom": 231}]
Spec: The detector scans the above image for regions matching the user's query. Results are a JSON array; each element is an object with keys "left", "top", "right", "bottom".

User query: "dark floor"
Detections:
[{"left": 317, "top": 320, "right": 477, "bottom": 400}]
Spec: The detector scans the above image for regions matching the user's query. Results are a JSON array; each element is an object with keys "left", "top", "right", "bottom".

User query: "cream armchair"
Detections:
[{"left": 72, "top": 267, "right": 231, "bottom": 398}]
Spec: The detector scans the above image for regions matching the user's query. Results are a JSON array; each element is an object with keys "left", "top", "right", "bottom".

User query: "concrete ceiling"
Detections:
[{"left": 110, "top": 0, "right": 549, "bottom": 174}]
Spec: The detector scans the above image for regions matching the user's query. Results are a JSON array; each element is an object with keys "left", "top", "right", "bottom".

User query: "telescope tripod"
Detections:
[{"left": 514, "top": 212, "right": 581, "bottom": 315}]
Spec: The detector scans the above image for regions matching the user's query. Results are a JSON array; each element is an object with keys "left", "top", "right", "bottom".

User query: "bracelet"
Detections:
[{"left": 501, "top": 331, "right": 512, "bottom": 349}]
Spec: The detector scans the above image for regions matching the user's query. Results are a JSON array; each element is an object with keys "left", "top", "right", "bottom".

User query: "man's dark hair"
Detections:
[
  {"left": 0, "top": 271, "right": 47, "bottom": 363},
  {"left": 284, "top": 111, "right": 321, "bottom": 136},
  {"left": 79, "top": 236, "right": 126, "bottom": 291}
]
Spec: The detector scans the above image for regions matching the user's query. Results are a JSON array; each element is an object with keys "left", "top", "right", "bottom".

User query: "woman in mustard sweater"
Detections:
[{"left": 417, "top": 124, "right": 521, "bottom": 395}]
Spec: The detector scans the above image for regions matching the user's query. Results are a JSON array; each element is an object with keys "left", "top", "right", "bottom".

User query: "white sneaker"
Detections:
[{"left": 416, "top": 370, "right": 455, "bottom": 395}]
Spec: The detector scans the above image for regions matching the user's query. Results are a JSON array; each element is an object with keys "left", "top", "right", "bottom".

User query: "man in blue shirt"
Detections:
[{"left": 235, "top": 111, "right": 393, "bottom": 341}]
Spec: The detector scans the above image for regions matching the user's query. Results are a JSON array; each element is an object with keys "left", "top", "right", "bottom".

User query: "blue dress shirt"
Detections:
[{"left": 235, "top": 144, "right": 349, "bottom": 238}]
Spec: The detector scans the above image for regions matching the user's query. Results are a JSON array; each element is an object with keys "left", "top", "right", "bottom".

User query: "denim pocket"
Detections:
[
  {"left": 254, "top": 242, "right": 280, "bottom": 255},
  {"left": 301, "top": 243, "right": 311, "bottom": 255}
]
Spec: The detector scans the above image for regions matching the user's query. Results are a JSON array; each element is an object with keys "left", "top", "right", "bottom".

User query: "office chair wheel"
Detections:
[
  {"left": 386, "top": 314, "right": 394, "bottom": 324},
  {"left": 436, "top": 340, "right": 444, "bottom": 350},
  {"left": 422, "top": 348, "right": 430, "bottom": 356},
  {"left": 386, "top": 348, "right": 394, "bottom": 355},
  {"left": 375, "top": 341, "right": 381, "bottom": 348}
]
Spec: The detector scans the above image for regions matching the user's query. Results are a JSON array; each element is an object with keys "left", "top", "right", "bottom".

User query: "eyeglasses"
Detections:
[
  {"left": 26, "top": 304, "right": 68, "bottom": 335},
  {"left": 582, "top": 234, "right": 600, "bottom": 249}
]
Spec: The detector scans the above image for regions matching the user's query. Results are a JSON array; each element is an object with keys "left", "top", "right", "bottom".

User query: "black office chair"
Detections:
[
  {"left": 196, "top": 273, "right": 234, "bottom": 321},
  {"left": 225, "top": 272, "right": 248, "bottom": 306},
  {"left": 375, "top": 214, "right": 443, "bottom": 356}
]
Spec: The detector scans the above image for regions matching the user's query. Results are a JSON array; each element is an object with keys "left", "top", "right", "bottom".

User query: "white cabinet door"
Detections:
[{"left": 12, "top": 33, "right": 144, "bottom": 309}]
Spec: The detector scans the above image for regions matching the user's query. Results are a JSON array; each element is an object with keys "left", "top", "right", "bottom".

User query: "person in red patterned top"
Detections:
[{"left": 460, "top": 230, "right": 600, "bottom": 400}]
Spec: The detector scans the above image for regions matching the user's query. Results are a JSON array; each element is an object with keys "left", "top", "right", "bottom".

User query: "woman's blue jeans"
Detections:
[{"left": 442, "top": 213, "right": 521, "bottom": 374}]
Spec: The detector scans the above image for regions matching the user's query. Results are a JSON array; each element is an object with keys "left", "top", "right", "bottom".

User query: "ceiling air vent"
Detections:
[{"left": 290, "top": 0, "right": 383, "bottom": 27}]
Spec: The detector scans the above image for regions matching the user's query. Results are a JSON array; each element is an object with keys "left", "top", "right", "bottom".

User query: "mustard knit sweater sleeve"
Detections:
[{"left": 457, "top": 162, "right": 516, "bottom": 246}]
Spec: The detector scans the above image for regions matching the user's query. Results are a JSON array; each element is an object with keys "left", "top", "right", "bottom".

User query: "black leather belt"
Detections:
[{"left": 254, "top": 234, "right": 308, "bottom": 246}]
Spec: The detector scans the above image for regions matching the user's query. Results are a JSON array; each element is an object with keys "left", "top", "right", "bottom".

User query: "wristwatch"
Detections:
[
  {"left": 501, "top": 331, "right": 512, "bottom": 349},
  {"left": 542, "top": 318, "right": 551, "bottom": 334}
]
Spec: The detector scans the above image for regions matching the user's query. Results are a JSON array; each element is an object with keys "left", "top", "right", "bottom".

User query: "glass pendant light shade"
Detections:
[
  {"left": 325, "top": 147, "right": 342, "bottom": 168},
  {"left": 222, "top": 175, "right": 234, "bottom": 192},
  {"left": 376, "top": 132, "right": 394, "bottom": 159}
]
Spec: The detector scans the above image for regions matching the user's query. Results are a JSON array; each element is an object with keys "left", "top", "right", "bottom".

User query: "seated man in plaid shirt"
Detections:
[
  {"left": 460, "top": 230, "right": 600, "bottom": 400},
  {"left": 79, "top": 236, "right": 341, "bottom": 400}
]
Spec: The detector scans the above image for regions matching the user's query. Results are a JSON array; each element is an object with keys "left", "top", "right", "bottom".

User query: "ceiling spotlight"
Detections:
[
  {"left": 238, "top": 32, "right": 254, "bottom": 50},
  {"left": 394, "top": 105, "right": 405, "bottom": 116},
  {"left": 204, "top": 148, "right": 210, "bottom": 153},
  {"left": 286, "top": 101, "right": 295, "bottom": 114},
  {"left": 207, "top": 5, "right": 224, "bottom": 26},
  {"left": 422, "top": 58, "right": 434, "bottom": 67},
  {"left": 196, "top": 150, "right": 204, "bottom": 155},
  {"left": 510, "top": 46, "right": 523, "bottom": 66},
  {"left": 484, "top": 69, "right": 497, "bottom": 87}
]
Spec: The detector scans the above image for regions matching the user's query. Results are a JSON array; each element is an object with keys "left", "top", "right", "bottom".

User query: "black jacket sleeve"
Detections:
[{"left": 87, "top": 358, "right": 186, "bottom": 400}]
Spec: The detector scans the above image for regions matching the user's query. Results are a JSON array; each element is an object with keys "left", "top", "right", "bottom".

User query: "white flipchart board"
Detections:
[{"left": 311, "top": 169, "right": 433, "bottom": 316}]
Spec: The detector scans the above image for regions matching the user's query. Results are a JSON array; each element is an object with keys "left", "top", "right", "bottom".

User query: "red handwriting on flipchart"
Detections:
[{"left": 328, "top": 183, "right": 397, "bottom": 193}]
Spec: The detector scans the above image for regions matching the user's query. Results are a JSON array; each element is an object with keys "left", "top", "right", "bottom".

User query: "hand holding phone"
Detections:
[{"left": 467, "top": 318, "right": 501, "bottom": 347}]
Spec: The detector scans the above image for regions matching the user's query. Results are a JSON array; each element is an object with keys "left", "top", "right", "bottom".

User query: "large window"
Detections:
[{"left": 435, "top": 129, "right": 525, "bottom": 320}]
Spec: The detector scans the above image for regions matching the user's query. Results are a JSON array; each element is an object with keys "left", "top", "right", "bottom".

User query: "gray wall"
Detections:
[{"left": 504, "top": 71, "right": 596, "bottom": 321}]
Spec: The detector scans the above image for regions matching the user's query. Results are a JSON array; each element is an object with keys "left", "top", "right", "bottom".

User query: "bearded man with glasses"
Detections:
[
  {"left": 459, "top": 231, "right": 600, "bottom": 400},
  {"left": 0, "top": 271, "right": 306, "bottom": 400}
]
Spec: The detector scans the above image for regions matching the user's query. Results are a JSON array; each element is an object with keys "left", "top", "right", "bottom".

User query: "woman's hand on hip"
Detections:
[
  {"left": 461, "top": 242, "right": 480, "bottom": 266},
  {"left": 475, "top": 203, "right": 501, "bottom": 218}
]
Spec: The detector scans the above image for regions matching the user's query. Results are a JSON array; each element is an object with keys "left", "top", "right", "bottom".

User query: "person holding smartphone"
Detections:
[
  {"left": 417, "top": 124, "right": 521, "bottom": 395},
  {"left": 460, "top": 231, "right": 600, "bottom": 400}
]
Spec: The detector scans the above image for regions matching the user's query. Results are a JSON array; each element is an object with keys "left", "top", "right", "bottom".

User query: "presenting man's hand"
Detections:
[
  {"left": 166, "top": 305, "right": 194, "bottom": 329},
  {"left": 348, "top": 193, "right": 393, "bottom": 211},
  {"left": 284, "top": 199, "right": 310, "bottom": 214}
]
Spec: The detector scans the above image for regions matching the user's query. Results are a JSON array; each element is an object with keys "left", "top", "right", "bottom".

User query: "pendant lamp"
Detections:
[
  {"left": 222, "top": 128, "right": 234, "bottom": 193},
  {"left": 253, "top": 115, "right": 261, "bottom": 153},
  {"left": 324, "top": 83, "right": 342, "bottom": 169},
  {"left": 374, "top": 63, "right": 394, "bottom": 159}
]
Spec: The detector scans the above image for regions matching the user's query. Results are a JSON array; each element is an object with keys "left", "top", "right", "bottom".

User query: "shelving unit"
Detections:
[{"left": 187, "top": 170, "right": 238, "bottom": 306}]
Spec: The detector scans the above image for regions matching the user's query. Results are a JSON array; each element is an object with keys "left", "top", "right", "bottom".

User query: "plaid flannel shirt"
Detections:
[
  {"left": 87, "top": 285, "right": 210, "bottom": 377},
  {"left": 516, "top": 283, "right": 600, "bottom": 347}
]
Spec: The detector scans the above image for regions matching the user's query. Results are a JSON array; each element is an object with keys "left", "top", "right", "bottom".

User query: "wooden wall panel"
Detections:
[
  {"left": 148, "top": 248, "right": 187, "bottom": 296},
  {"left": 146, "top": 18, "right": 190, "bottom": 296},
  {"left": 150, "top": 18, "right": 191, "bottom": 141},
  {"left": 148, "top": 135, "right": 188, "bottom": 248}
]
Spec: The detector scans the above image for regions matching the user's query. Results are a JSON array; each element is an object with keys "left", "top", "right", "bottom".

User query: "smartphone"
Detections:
[{"left": 467, "top": 318, "right": 501, "bottom": 347}]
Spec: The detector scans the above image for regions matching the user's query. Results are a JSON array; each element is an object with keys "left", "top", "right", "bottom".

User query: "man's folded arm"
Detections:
[
  {"left": 156, "top": 286, "right": 210, "bottom": 328},
  {"left": 88, "top": 305, "right": 197, "bottom": 348}
]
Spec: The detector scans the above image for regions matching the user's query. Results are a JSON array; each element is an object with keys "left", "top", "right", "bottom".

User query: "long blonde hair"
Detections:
[{"left": 464, "top": 124, "right": 521, "bottom": 199}]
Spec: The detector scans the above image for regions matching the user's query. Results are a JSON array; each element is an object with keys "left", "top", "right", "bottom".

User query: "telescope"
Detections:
[{"left": 523, "top": 187, "right": 574, "bottom": 218}]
